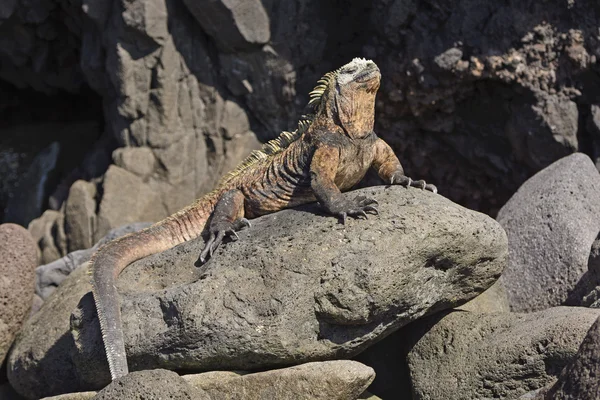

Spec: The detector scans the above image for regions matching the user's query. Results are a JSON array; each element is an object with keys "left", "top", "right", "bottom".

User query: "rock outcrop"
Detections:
[
  {"left": 8, "top": 186, "right": 506, "bottom": 398},
  {"left": 408, "top": 307, "right": 600, "bottom": 400},
  {"left": 0, "top": 223, "right": 38, "bottom": 364},
  {"left": 7, "top": 263, "right": 93, "bottom": 399},
  {"left": 497, "top": 153, "right": 600, "bottom": 312},
  {"left": 4, "top": 0, "right": 600, "bottom": 256}
]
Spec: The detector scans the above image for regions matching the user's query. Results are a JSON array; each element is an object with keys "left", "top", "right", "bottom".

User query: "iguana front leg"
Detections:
[
  {"left": 372, "top": 138, "right": 437, "bottom": 193},
  {"left": 199, "top": 189, "right": 249, "bottom": 263},
  {"left": 311, "top": 145, "right": 378, "bottom": 224}
]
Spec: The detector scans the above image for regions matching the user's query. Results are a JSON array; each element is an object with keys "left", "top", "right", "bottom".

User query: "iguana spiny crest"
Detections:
[{"left": 218, "top": 58, "right": 379, "bottom": 187}]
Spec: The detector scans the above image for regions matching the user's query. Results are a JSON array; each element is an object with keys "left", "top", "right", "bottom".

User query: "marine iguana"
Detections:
[{"left": 91, "top": 58, "right": 436, "bottom": 380}]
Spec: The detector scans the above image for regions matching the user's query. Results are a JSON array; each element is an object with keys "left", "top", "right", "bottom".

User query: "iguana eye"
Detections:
[{"left": 344, "top": 67, "right": 357, "bottom": 74}]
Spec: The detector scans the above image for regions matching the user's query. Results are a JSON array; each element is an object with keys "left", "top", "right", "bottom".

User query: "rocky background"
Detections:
[
  {"left": 2, "top": 0, "right": 600, "bottom": 399},
  {"left": 0, "top": 0, "right": 599, "bottom": 260}
]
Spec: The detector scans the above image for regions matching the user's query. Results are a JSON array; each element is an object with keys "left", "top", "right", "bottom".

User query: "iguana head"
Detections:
[{"left": 309, "top": 58, "right": 381, "bottom": 138}]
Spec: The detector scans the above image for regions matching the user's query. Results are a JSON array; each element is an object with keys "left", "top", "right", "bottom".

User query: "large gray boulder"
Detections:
[
  {"left": 497, "top": 153, "right": 600, "bottom": 312},
  {"left": 408, "top": 307, "right": 600, "bottom": 400},
  {"left": 78, "top": 186, "right": 505, "bottom": 377},
  {"left": 0, "top": 223, "right": 38, "bottom": 365},
  {"left": 184, "top": 360, "right": 374, "bottom": 400},
  {"left": 8, "top": 265, "right": 95, "bottom": 399},
  {"left": 457, "top": 280, "right": 510, "bottom": 313},
  {"left": 8, "top": 186, "right": 506, "bottom": 398}
]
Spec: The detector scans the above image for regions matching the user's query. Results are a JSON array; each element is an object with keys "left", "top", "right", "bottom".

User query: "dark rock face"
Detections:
[
  {"left": 182, "top": 0, "right": 270, "bottom": 51},
  {"left": 0, "top": 120, "right": 103, "bottom": 227},
  {"left": 497, "top": 153, "right": 600, "bottom": 312},
  {"left": 0, "top": 223, "right": 37, "bottom": 364},
  {"left": 366, "top": 0, "right": 600, "bottom": 214},
  {"left": 3, "top": 142, "right": 60, "bottom": 227},
  {"left": 7, "top": 186, "right": 506, "bottom": 398},
  {"left": 407, "top": 307, "right": 600, "bottom": 400},
  {"left": 0, "top": 0, "right": 597, "bottom": 257}
]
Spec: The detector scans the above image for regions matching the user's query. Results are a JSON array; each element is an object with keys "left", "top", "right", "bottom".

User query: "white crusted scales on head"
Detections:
[
  {"left": 308, "top": 58, "right": 378, "bottom": 109},
  {"left": 336, "top": 58, "right": 378, "bottom": 86}
]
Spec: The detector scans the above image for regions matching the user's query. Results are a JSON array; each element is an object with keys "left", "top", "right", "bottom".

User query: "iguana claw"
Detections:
[
  {"left": 390, "top": 173, "right": 437, "bottom": 193},
  {"left": 334, "top": 195, "right": 379, "bottom": 225},
  {"left": 199, "top": 218, "right": 250, "bottom": 263},
  {"left": 364, "top": 205, "right": 378, "bottom": 215}
]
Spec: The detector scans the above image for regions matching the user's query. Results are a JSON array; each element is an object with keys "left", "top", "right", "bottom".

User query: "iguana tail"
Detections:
[{"left": 91, "top": 191, "right": 221, "bottom": 380}]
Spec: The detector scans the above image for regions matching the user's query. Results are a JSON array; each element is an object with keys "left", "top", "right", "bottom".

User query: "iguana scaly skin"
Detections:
[{"left": 91, "top": 58, "right": 436, "bottom": 381}]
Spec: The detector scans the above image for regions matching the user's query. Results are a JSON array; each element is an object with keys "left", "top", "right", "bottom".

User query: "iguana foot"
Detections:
[
  {"left": 199, "top": 218, "right": 251, "bottom": 263},
  {"left": 390, "top": 173, "right": 437, "bottom": 193},
  {"left": 329, "top": 195, "right": 379, "bottom": 225}
]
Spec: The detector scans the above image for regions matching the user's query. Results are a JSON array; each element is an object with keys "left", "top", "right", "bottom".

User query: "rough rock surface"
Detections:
[
  {"left": 75, "top": 186, "right": 505, "bottom": 382},
  {"left": 184, "top": 360, "right": 374, "bottom": 400},
  {"left": 353, "top": 309, "right": 459, "bottom": 399},
  {"left": 497, "top": 153, "right": 600, "bottom": 312},
  {"left": 92, "top": 369, "right": 209, "bottom": 400},
  {"left": 541, "top": 314, "right": 600, "bottom": 400},
  {"left": 408, "top": 307, "right": 600, "bottom": 400},
  {"left": 33, "top": 361, "right": 375, "bottom": 400},
  {"left": 458, "top": 279, "right": 510, "bottom": 313},
  {"left": 28, "top": 210, "right": 66, "bottom": 265},
  {"left": 566, "top": 234, "right": 600, "bottom": 307},
  {"left": 8, "top": 186, "right": 506, "bottom": 398},
  {"left": 0, "top": 223, "right": 38, "bottom": 364},
  {"left": 369, "top": 0, "right": 600, "bottom": 214},
  {"left": 63, "top": 180, "right": 97, "bottom": 253},
  {"left": 94, "top": 166, "right": 166, "bottom": 241},
  {"left": 7, "top": 266, "right": 98, "bottom": 399},
  {"left": 36, "top": 222, "right": 151, "bottom": 300},
  {"left": 182, "top": 0, "right": 270, "bottom": 51},
  {"left": 355, "top": 280, "right": 511, "bottom": 400}
]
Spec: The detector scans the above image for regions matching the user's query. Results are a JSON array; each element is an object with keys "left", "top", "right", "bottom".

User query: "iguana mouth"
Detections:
[{"left": 355, "top": 66, "right": 381, "bottom": 83}]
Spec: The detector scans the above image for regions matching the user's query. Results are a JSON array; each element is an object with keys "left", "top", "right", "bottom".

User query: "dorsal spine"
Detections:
[{"left": 217, "top": 67, "right": 339, "bottom": 188}]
